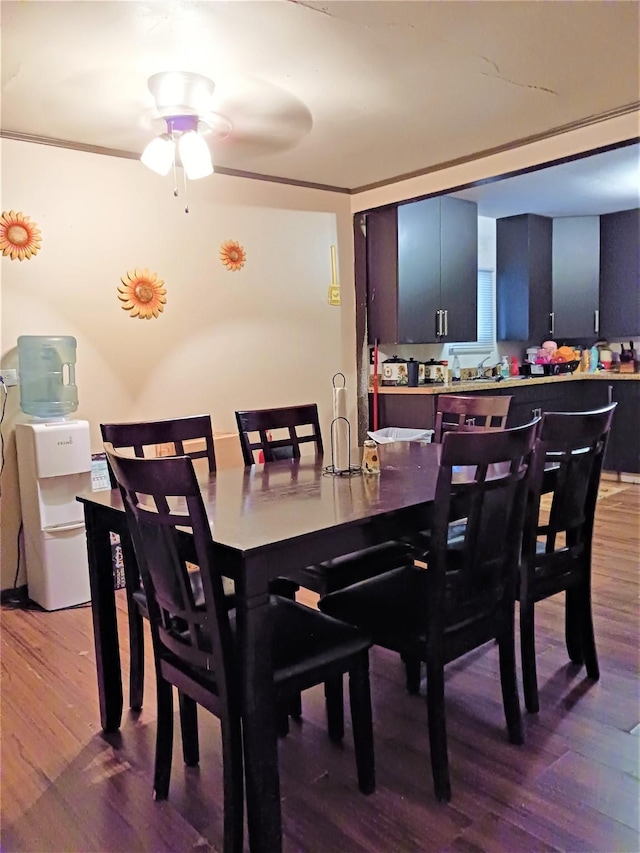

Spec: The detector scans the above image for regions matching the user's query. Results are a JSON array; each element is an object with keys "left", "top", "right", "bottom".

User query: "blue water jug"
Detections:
[{"left": 17, "top": 335, "right": 79, "bottom": 419}]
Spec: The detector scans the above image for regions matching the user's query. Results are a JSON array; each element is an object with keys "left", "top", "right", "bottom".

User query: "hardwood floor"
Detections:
[{"left": 2, "top": 485, "right": 638, "bottom": 852}]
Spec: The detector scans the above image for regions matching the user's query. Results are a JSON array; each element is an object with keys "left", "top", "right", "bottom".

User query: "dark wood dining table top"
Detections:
[{"left": 80, "top": 440, "right": 442, "bottom": 568}]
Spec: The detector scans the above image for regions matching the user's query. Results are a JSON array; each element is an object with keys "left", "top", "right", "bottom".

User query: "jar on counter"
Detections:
[{"left": 381, "top": 355, "right": 408, "bottom": 386}]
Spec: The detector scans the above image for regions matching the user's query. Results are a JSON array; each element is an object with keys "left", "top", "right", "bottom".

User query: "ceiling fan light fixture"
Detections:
[
  {"left": 140, "top": 132, "right": 174, "bottom": 176},
  {"left": 178, "top": 130, "right": 214, "bottom": 180}
]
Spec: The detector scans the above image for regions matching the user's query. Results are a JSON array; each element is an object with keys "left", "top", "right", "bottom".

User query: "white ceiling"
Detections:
[
  {"left": 2, "top": 0, "right": 639, "bottom": 194},
  {"left": 452, "top": 142, "right": 640, "bottom": 219}
]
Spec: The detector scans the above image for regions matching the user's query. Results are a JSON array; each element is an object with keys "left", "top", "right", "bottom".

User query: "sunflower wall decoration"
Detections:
[
  {"left": 117, "top": 268, "right": 167, "bottom": 319},
  {"left": 0, "top": 210, "right": 42, "bottom": 261},
  {"left": 219, "top": 239, "right": 246, "bottom": 272}
]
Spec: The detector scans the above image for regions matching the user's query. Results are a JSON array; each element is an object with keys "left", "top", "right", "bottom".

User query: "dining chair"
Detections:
[
  {"left": 319, "top": 419, "right": 539, "bottom": 802},
  {"left": 100, "top": 414, "right": 296, "bottom": 713},
  {"left": 236, "top": 403, "right": 414, "bottom": 729},
  {"left": 235, "top": 403, "right": 414, "bottom": 596},
  {"left": 101, "top": 415, "right": 217, "bottom": 711},
  {"left": 519, "top": 403, "right": 617, "bottom": 713},
  {"left": 433, "top": 394, "right": 512, "bottom": 443},
  {"left": 104, "top": 444, "right": 375, "bottom": 852}
]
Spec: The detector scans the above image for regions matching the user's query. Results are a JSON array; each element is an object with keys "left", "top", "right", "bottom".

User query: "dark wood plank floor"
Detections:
[{"left": 2, "top": 484, "right": 638, "bottom": 852}]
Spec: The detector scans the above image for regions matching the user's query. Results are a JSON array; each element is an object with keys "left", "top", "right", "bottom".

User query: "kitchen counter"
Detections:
[
  {"left": 369, "top": 370, "right": 639, "bottom": 476},
  {"left": 371, "top": 371, "right": 639, "bottom": 396}
]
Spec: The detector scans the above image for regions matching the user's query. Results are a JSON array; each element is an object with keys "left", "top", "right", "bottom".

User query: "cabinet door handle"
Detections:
[
  {"left": 608, "top": 385, "right": 613, "bottom": 405},
  {"left": 435, "top": 310, "right": 441, "bottom": 337},
  {"left": 549, "top": 313, "right": 555, "bottom": 336},
  {"left": 594, "top": 309, "right": 600, "bottom": 334},
  {"left": 443, "top": 310, "right": 448, "bottom": 337}
]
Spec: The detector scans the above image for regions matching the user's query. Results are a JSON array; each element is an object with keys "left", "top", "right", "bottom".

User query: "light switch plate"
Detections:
[{"left": 1, "top": 369, "right": 18, "bottom": 386}]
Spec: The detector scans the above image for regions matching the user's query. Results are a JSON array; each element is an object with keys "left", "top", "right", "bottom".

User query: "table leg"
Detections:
[
  {"left": 83, "top": 503, "right": 123, "bottom": 732},
  {"left": 235, "top": 556, "right": 282, "bottom": 853}
]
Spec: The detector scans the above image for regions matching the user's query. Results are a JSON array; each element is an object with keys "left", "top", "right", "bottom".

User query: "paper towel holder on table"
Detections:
[{"left": 324, "top": 373, "right": 362, "bottom": 476}]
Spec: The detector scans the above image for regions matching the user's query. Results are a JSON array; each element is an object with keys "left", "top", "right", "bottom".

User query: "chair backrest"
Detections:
[
  {"left": 523, "top": 404, "right": 617, "bottom": 591},
  {"left": 235, "top": 404, "right": 323, "bottom": 466},
  {"left": 104, "top": 443, "right": 236, "bottom": 705},
  {"left": 101, "top": 414, "right": 216, "bottom": 488},
  {"left": 430, "top": 418, "right": 539, "bottom": 662},
  {"left": 433, "top": 395, "right": 512, "bottom": 443}
]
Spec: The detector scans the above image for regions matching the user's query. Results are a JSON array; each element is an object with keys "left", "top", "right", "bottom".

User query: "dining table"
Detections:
[{"left": 76, "top": 439, "right": 466, "bottom": 852}]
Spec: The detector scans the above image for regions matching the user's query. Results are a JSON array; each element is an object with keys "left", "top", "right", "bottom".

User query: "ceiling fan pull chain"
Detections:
[
  {"left": 183, "top": 169, "right": 189, "bottom": 214},
  {"left": 171, "top": 125, "right": 179, "bottom": 198}
]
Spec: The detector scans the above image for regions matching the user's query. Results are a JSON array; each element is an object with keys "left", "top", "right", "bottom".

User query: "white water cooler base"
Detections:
[{"left": 16, "top": 420, "right": 92, "bottom": 611}]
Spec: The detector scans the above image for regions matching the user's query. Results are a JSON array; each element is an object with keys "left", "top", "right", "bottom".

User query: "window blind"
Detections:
[{"left": 477, "top": 268, "right": 495, "bottom": 344}]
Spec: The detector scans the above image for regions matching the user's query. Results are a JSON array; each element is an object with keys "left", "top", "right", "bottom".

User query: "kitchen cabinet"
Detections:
[
  {"left": 552, "top": 216, "right": 600, "bottom": 340},
  {"left": 599, "top": 208, "right": 640, "bottom": 339},
  {"left": 367, "top": 197, "right": 478, "bottom": 344},
  {"left": 366, "top": 207, "right": 399, "bottom": 346},
  {"left": 603, "top": 381, "right": 640, "bottom": 474},
  {"left": 497, "top": 214, "right": 553, "bottom": 343},
  {"left": 369, "top": 392, "right": 436, "bottom": 430}
]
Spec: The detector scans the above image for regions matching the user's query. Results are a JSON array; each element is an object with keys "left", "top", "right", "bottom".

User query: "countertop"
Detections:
[{"left": 370, "top": 371, "right": 639, "bottom": 396}]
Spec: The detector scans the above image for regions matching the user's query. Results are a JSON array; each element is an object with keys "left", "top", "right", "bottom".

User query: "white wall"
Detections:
[{"left": 0, "top": 138, "right": 355, "bottom": 589}]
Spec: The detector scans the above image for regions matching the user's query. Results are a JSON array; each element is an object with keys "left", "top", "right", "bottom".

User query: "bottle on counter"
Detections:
[
  {"left": 589, "top": 345, "right": 599, "bottom": 373},
  {"left": 452, "top": 354, "right": 461, "bottom": 381},
  {"left": 500, "top": 356, "right": 510, "bottom": 378}
]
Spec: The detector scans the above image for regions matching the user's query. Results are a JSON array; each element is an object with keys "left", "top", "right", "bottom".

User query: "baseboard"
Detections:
[{"left": 620, "top": 472, "right": 640, "bottom": 484}]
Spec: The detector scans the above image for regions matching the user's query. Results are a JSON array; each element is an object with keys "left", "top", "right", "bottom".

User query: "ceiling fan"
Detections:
[{"left": 140, "top": 70, "right": 313, "bottom": 182}]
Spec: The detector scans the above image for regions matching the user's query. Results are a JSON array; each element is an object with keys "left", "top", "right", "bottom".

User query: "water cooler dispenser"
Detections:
[{"left": 15, "top": 336, "right": 92, "bottom": 610}]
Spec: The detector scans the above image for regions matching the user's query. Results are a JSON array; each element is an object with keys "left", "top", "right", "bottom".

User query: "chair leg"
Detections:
[
  {"left": 577, "top": 581, "right": 600, "bottom": 681},
  {"left": 324, "top": 676, "right": 345, "bottom": 743},
  {"left": 153, "top": 676, "right": 174, "bottom": 800},
  {"left": 128, "top": 604, "right": 145, "bottom": 711},
  {"left": 289, "top": 691, "right": 303, "bottom": 720},
  {"left": 275, "top": 698, "right": 290, "bottom": 738},
  {"left": 520, "top": 599, "right": 540, "bottom": 715},
  {"left": 425, "top": 659, "right": 451, "bottom": 803},
  {"left": 497, "top": 620, "right": 524, "bottom": 745},
  {"left": 565, "top": 588, "right": 584, "bottom": 665},
  {"left": 348, "top": 655, "right": 375, "bottom": 795},
  {"left": 178, "top": 691, "right": 199, "bottom": 767},
  {"left": 402, "top": 654, "right": 422, "bottom": 695},
  {"left": 121, "top": 538, "right": 145, "bottom": 711},
  {"left": 220, "top": 716, "right": 245, "bottom": 853}
]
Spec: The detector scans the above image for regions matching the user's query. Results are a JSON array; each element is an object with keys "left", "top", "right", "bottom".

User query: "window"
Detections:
[{"left": 477, "top": 268, "right": 496, "bottom": 344}]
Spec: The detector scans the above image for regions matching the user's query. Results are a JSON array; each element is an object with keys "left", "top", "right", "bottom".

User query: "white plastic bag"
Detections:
[{"left": 367, "top": 427, "right": 434, "bottom": 444}]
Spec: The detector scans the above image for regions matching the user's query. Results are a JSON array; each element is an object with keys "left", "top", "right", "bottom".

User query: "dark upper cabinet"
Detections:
[
  {"left": 552, "top": 216, "right": 600, "bottom": 340},
  {"left": 367, "top": 196, "right": 478, "bottom": 344},
  {"left": 497, "top": 214, "right": 553, "bottom": 343},
  {"left": 599, "top": 208, "right": 640, "bottom": 339},
  {"left": 366, "top": 207, "right": 399, "bottom": 345}
]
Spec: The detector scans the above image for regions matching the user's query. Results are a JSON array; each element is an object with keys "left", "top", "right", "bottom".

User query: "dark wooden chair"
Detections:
[
  {"left": 433, "top": 394, "right": 512, "bottom": 443},
  {"left": 236, "top": 403, "right": 413, "bottom": 729},
  {"left": 319, "top": 420, "right": 539, "bottom": 802},
  {"left": 104, "top": 445, "right": 375, "bottom": 852},
  {"left": 235, "top": 403, "right": 414, "bottom": 596},
  {"left": 519, "top": 403, "right": 617, "bottom": 713},
  {"left": 100, "top": 414, "right": 295, "bottom": 713},
  {"left": 101, "top": 415, "right": 218, "bottom": 711}
]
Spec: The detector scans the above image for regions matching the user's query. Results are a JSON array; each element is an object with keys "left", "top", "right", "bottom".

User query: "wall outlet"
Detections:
[{"left": 1, "top": 369, "right": 18, "bottom": 386}]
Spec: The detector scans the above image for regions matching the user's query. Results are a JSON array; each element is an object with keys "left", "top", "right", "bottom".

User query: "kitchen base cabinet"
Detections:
[
  {"left": 604, "top": 381, "right": 640, "bottom": 474},
  {"left": 369, "top": 394, "right": 436, "bottom": 431},
  {"left": 369, "top": 379, "right": 639, "bottom": 474}
]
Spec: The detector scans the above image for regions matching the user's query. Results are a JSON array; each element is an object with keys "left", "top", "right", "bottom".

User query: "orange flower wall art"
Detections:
[
  {"left": 117, "top": 268, "right": 167, "bottom": 319},
  {"left": 219, "top": 239, "right": 246, "bottom": 271},
  {"left": 0, "top": 210, "right": 42, "bottom": 261}
]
